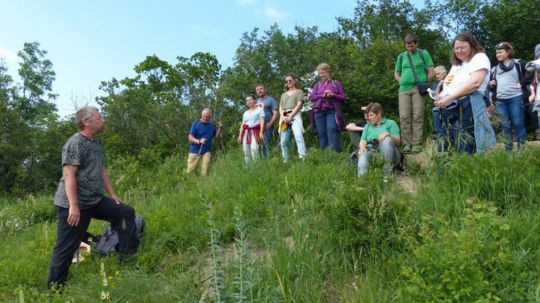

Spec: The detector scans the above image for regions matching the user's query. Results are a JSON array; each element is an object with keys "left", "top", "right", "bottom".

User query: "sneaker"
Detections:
[
  {"left": 410, "top": 145, "right": 421, "bottom": 154},
  {"left": 402, "top": 144, "right": 412, "bottom": 154}
]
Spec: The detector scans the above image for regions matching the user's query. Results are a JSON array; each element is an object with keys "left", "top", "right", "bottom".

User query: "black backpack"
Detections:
[{"left": 93, "top": 214, "right": 145, "bottom": 256}]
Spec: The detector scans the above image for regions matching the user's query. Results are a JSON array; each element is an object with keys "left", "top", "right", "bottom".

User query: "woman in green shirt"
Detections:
[{"left": 358, "top": 103, "right": 401, "bottom": 177}]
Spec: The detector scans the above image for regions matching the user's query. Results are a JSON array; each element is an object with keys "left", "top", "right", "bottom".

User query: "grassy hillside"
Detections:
[{"left": 1, "top": 146, "right": 540, "bottom": 302}]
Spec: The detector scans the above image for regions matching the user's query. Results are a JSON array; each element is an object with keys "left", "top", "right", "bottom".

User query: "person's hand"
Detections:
[
  {"left": 284, "top": 116, "right": 291, "bottom": 123},
  {"left": 324, "top": 90, "right": 334, "bottom": 97},
  {"left": 237, "top": 136, "right": 242, "bottom": 144},
  {"left": 110, "top": 194, "right": 123, "bottom": 204},
  {"left": 489, "top": 79, "right": 496, "bottom": 87},
  {"left": 436, "top": 96, "right": 453, "bottom": 109},
  {"left": 346, "top": 122, "right": 356, "bottom": 128},
  {"left": 200, "top": 138, "right": 207, "bottom": 145},
  {"left": 359, "top": 145, "right": 367, "bottom": 153},
  {"left": 218, "top": 122, "right": 223, "bottom": 128},
  {"left": 265, "top": 122, "right": 272, "bottom": 130},
  {"left": 67, "top": 205, "right": 81, "bottom": 227},
  {"left": 378, "top": 132, "right": 390, "bottom": 142},
  {"left": 259, "top": 131, "right": 264, "bottom": 141}
]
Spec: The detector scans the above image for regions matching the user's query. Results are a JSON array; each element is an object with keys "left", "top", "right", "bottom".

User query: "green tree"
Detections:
[
  {"left": 98, "top": 52, "right": 224, "bottom": 160},
  {"left": 14, "top": 42, "right": 58, "bottom": 124}
]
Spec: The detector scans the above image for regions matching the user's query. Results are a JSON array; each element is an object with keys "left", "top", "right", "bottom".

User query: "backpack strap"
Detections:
[
  {"left": 514, "top": 59, "right": 523, "bottom": 83},
  {"left": 419, "top": 49, "right": 427, "bottom": 68}
]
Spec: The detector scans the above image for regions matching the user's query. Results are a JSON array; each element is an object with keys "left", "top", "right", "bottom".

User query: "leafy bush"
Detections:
[{"left": 397, "top": 199, "right": 531, "bottom": 302}]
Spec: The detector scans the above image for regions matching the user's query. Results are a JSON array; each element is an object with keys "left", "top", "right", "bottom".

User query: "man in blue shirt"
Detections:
[
  {"left": 256, "top": 83, "right": 278, "bottom": 158},
  {"left": 186, "top": 108, "right": 222, "bottom": 176}
]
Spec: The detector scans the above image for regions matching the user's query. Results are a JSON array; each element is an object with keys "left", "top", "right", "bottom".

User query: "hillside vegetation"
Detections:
[{"left": 1, "top": 146, "right": 539, "bottom": 302}]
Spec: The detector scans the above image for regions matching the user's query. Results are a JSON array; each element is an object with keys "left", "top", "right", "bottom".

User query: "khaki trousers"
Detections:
[
  {"left": 399, "top": 87, "right": 425, "bottom": 146},
  {"left": 186, "top": 152, "right": 212, "bottom": 176}
]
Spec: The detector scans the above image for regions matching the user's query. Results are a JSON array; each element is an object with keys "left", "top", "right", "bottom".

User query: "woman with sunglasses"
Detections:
[
  {"left": 279, "top": 73, "right": 307, "bottom": 162},
  {"left": 436, "top": 32, "right": 496, "bottom": 153},
  {"left": 488, "top": 42, "right": 528, "bottom": 151}
]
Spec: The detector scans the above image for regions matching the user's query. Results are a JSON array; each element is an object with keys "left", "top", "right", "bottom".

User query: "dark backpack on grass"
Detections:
[{"left": 94, "top": 215, "right": 145, "bottom": 256}]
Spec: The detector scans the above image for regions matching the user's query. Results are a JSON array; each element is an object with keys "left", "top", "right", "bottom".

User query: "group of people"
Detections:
[
  {"left": 185, "top": 32, "right": 540, "bottom": 178},
  {"left": 47, "top": 33, "right": 540, "bottom": 290}
]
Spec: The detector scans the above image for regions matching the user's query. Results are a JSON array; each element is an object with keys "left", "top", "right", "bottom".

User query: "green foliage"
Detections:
[
  {"left": 2, "top": 147, "right": 540, "bottom": 301},
  {"left": 398, "top": 199, "right": 528, "bottom": 302}
]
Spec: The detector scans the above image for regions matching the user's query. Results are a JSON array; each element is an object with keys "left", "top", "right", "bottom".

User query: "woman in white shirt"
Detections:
[
  {"left": 436, "top": 32, "right": 496, "bottom": 153},
  {"left": 238, "top": 94, "right": 265, "bottom": 164}
]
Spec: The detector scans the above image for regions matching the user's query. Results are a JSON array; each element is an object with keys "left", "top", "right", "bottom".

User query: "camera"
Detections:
[{"left": 368, "top": 139, "right": 379, "bottom": 150}]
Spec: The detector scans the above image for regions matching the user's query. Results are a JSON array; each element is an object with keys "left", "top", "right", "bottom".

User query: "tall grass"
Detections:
[{"left": 1, "top": 146, "right": 539, "bottom": 302}]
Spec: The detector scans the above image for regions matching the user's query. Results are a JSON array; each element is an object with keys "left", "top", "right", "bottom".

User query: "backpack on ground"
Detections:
[{"left": 93, "top": 214, "right": 145, "bottom": 256}]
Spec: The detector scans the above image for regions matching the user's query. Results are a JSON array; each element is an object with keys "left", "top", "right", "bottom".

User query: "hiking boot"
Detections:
[
  {"left": 402, "top": 144, "right": 412, "bottom": 154},
  {"left": 410, "top": 145, "right": 421, "bottom": 154}
]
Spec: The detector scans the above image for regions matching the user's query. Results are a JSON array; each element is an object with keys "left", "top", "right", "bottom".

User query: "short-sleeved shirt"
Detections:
[
  {"left": 54, "top": 132, "right": 104, "bottom": 209},
  {"left": 257, "top": 95, "right": 278, "bottom": 124},
  {"left": 243, "top": 107, "right": 265, "bottom": 127},
  {"left": 280, "top": 89, "right": 304, "bottom": 111},
  {"left": 189, "top": 119, "right": 217, "bottom": 154},
  {"left": 493, "top": 61, "right": 522, "bottom": 99},
  {"left": 361, "top": 118, "right": 400, "bottom": 148},
  {"left": 395, "top": 49, "right": 434, "bottom": 92},
  {"left": 443, "top": 52, "right": 491, "bottom": 96}
]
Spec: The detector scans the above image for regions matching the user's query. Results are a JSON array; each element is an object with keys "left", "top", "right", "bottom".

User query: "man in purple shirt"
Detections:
[{"left": 309, "top": 63, "right": 346, "bottom": 152}]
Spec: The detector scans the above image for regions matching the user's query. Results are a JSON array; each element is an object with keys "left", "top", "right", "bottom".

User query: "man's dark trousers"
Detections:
[{"left": 47, "top": 197, "right": 139, "bottom": 289}]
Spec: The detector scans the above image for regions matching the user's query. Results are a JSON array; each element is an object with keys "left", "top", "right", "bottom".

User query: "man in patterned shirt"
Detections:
[{"left": 47, "top": 106, "right": 139, "bottom": 290}]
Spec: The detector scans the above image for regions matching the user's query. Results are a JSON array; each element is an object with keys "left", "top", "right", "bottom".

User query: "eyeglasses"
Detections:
[
  {"left": 454, "top": 46, "right": 469, "bottom": 53},
  {"left": 285, "top": 79, "right": 294, "bottom": 83}
]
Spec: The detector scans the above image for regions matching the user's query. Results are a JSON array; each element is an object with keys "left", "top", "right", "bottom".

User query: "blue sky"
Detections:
[{"left": 0, "top": 0, "right": 417, "bottom": 117}]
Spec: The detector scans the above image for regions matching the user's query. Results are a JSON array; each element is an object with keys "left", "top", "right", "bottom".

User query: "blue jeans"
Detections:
[
  {"left": 314, "top": 110, "right": 341, "bottom": 152},
  {"left": 357, "top": 137, "right": 400, "bottom": 177},
  {"left": 496, "top": 95, "right": 526, "bottom": 151},
  {"left": 432, "top": 107, "right": 446, "bottom": 138},
  {"left": 442, "top": 96, "right": 474, "bottom": 153},
  {"left": 470, "top": 91, "right": 496, "bottom": 152},
  {"left": 262, "top": 127, "right": 274, "bottom": 158},
  {"left": 279, "top": 116, "right": 306, "bottom": 162}
]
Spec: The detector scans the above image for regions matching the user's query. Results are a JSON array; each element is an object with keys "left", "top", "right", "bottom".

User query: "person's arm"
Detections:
[
  {"left": 377, "top": 132, "right": 401, "bottom": 146},
  {"left": 346, "top": 123, "right": 364, "bottom": 132},
  {"left": 437, "top": 69, "right": 487, "bottom": 108},
  {"left": 64, "top": 164, "right": 81, "bottom": 227},
  {"left": 394, "top": 55, "right": 402, "bottom": 82},
  {"left": 188, "top": 134, "right": 202, "bottom": 145},
  {"left": 238, "top": 121, "right": 244, "bottom": 144},
  {"left": 259, "top": 116, "right": 265, "bottom": 140},
  {"left": 289, "top": 99, "right": 304, "bottom": 120},
  {"left": 309, "top": 83, "right": 322, "bottom": 101},
  {"left": 103, "top": 168, "right": 122, "bottom": 204},
  {"left": 359, "top": 140, "right": 368, "bottom": 153},
  {"left": 328, "top": 81, "right": 346, "bottom": 102},
  {"left": 530, "top": 83, "right": 536, "bottom": 102},
  {"left": 267, "top": 109, "right": 278, "bottom": 130},
  {"left": 427, "top": 67, "right": 435, "bottom": 82},
  {"left": 394, "top": 71, "right": 401, "bottom": 82},
  {"left": 214, "top": 122, "right": 222, "bottom": 138}
]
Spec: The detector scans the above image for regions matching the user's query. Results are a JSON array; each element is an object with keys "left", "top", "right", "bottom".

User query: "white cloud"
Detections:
[
  {"left": 0, "top": 46, "right": 17, "bottom": 62},
  {"left": 236, "top": 0, "right": 256, "bottom": 6},
  {"left": 262, "top": 5, "right": 288, "bottom": 20}
]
